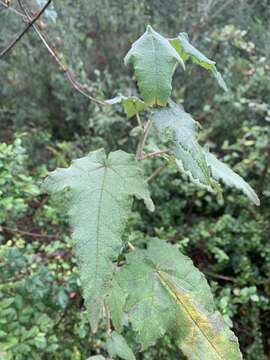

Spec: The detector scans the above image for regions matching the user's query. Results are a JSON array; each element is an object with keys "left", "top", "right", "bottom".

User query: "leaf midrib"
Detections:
[
  {"left": 157, "top": 271, "right": 224, "bottom": 360},
  {"left": 149, "top": 32, "right": 158, "bottom": 105},
  {"left": 93, "top": 165, "right": 108, "bottom": 293}
]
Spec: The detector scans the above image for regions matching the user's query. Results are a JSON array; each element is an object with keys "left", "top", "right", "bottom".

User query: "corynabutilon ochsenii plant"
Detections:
[{"left": 43, "top": 25, "right": 259, "bottom": 360}]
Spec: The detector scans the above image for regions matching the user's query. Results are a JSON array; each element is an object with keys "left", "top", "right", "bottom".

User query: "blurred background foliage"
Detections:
[{"left": 0, "top": 0, "right": 270, "bottom": 359}]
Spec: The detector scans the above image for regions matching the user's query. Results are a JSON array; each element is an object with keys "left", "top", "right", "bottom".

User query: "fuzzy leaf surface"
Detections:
[
  {"left": 117, "top": 240, "right": 242, "bottom": 359},
  {"left": 42, "top": 149, "right": 154, "bottom": 331},
  {"left": 169, "top": 33, "right": 228, "bottom": 91},
  {"left": 152, "top": 100, "right": 213, "bottom": 190},
  {"left": 204, "top": 149, "right": 260, "bottom": 206},
  {"left": 125, "top": 25, "right": 185, "bottom": 106},
  {"left": 106, "top": 331, "right": 136, "bottom": 360}
]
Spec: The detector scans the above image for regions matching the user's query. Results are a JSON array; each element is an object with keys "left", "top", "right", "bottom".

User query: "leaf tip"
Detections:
[
  {"left": 146, "top": 24, "right": 154, "bottom": 33},
  {"left": 252, "top": 193, "right": 260, "bottom": 206}
]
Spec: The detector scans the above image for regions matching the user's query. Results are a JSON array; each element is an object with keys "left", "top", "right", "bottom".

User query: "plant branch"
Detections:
[
  {"left": 1, "top": 226, "right": 58, "bottom": 239},
  {"left": 135, "top": 110, "right": 142, "bottom": 128},
  {"left": 209, "top": 0, "right": 235, "bottom": 19},
  {"left": 147, "top": 162, "right": 169, "bottom": 183},
  {"left": 205, "top": 271, "right": 235, "bottom": 282},
  {"left": 136, "top": 119, "right": 152, "bottom": 160},
  {"left": 0, "top": 0, "right": 27, "bottom": 19},
  {"left": 192, "top": 0, "right": 235, "bottom": 42},
  {"left": 140, "top": 150, "right": 169, "bottom": 160},
  {"left": 0, "top": 0, "right": 52, "bottom": 58},
  {"left": 3, "top": 0, "right": 108, "bottom": 106}
]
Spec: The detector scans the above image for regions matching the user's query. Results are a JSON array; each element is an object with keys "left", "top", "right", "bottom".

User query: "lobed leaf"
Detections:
[
  {"left": 125, "top": 25, "right": 185, "bottom": 106},
  {"left": 117, "top": 240, "right": 242, "bottom": 359},
  {"left": 42, "top": 149, "right": 154, "bottom": 331},
  {"left": 169, "top": 33, "right": 228, "bottom": 91}
]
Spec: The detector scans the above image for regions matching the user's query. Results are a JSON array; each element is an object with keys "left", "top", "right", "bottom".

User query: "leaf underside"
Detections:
[
  {"left": 152, "top": 100, "right": 259, "bottom": 205},
  {"left": 42, "top": 149, "right": 154, "bottom": 331},
  {"left": 116, "top": 239, "right": 242, "bottom": 359},
  {"left": 169, "top": 32, "right": 228, "bottom": 91},
  {"left": 125, "top": 25, "right": 185, "bottom": 106}
]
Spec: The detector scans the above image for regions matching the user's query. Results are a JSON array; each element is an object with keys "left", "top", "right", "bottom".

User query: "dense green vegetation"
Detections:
[{"left": 0, "top": 1, "right": 269, "bottom": 359}]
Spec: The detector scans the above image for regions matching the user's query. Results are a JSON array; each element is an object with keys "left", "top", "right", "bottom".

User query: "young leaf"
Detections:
[
  {"left": 105, "top": 95, "right": 147, "bottom": 119},
  {"left": 152, "top": 100, "right": 213, "bottom": 190},
  {"left": 125, "top": 25, "right": 185, "bottom": 106},
  {"left": 117, "top": 240, "right": 242, "bottom": 359},
  {"left": 169, "top": 33, "right": 228, "bottom": 91},
  {"left": 42, "top": 149, "right": 154, "bottom": 331},
  {"left": 204, "top": 148, "right": 260, "bottom": 206},
  {"left": 106, "top": 331, "right": 136, "bottom": 360}
]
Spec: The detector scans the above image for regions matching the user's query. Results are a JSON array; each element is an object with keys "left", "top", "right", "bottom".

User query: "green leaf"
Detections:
[
  {"left": 152, "top": 100, "right": 213, "bottom": 190},
  {"left": 106, "top": 331, "right": 136, "bottom": 360},
  {"left": 117, "top": 240, "right": 242, "bottom": 359},
  {"left": 152, "top": 101, "right": 258, "bottom": 204},
  {"left": 87, "top": 356, "right": 105, "bottom": 360},
  {"left": 169, "top": 33, "right": 228, "bottom": 91},
  {"left": 204, "top": 148, "right": 260, "bottom": 206},
  {"left": 106, "top": 95, "right": 147, "bottom": 119},
  {"left": 42, "top": 149, "right": 154, "bottom": 331},
  {"left": 106, "top": 278, "right": 127, "bottom": 331},
  {"left": 125, "top": 25, "right": 185, "bottom": 106}
]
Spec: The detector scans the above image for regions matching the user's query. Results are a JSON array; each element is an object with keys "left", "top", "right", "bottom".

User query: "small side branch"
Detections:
[
  {"left": 1, "top": 226, "right": 58, "bottom": 239},
  {"left": 140, "top": 150, "right": 169, "bottom": 160},
  {"left": 136, "top": 119, "right": 152, "bottom": 160},
  {"left": 147, "top": 162, "right": 169, "bottom": 183},
  {"left": 17, "top": 0, "right": 107, "bottom": 106},
  {"left": 0, "top": 0, "right": 52, "bottom": 58},
  {"left": 0, "top": 0, "right": 27, "bottom": 19}
]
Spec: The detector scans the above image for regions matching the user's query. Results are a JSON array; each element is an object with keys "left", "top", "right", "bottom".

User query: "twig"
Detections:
[
  {"left": 16, "top": 0, "right": 107, "bottom": 106},
  {"left": 205, "top": 271, "right": 235, "bottom": 282},
  {"left": 140, "top": 150, "right": 169, "bottom": 160},
  {"left": 1, "top": 226, "right": 58, "bottom": 239},
  {"left": 135, "top": 110, "right": 142, "bottom": 128},
  {"left": 0, "top": 0, "right": 27, "bottom": 19},
  {"left": 147, "top": 162, "right": 169, "bottom": 183},
  {"left": 209, "top": 0, "right": 235, "bottom": 19},
  {"left": 136, "top": 119, "right": 152, "bottom": 160},
  {"left": 192, "top": 0, "right": 235, "bottom": 42},
  {"left": 0, "top": 0, "right": 52, "bottom": 58}
]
